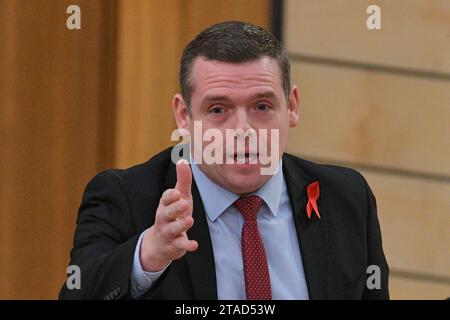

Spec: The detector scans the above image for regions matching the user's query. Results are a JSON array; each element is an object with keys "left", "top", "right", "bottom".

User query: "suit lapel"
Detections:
[
  {"left": 162, "top": 161, "right": 217, "bottom": 299},
  {"left": 283, "top": 155, "right": 331, "bottom": 299}
]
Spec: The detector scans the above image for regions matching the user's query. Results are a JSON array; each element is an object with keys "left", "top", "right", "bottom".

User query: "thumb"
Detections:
[{"left": 175, "top": 159, "right": 192, "bottom": 199}]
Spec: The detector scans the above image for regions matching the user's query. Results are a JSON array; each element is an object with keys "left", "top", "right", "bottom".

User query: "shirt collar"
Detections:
[{"left": 190, "top": 159, "right": 284, "bottom": 222}]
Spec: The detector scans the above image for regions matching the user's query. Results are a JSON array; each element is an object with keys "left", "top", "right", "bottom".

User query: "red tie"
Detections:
[{"left": 234, "top": 196, "right": 272, "bottom": 300}]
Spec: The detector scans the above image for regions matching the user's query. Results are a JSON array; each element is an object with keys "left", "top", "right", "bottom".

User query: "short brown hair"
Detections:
[{"left": 179, "top": 21, "right": 291, "bottom": 109}]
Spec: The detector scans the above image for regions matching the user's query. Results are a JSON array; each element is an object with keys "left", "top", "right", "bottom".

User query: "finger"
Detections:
[
  {"left": 163, "top": 198, "right": 191, "bottom": 221},
  {"left": 160, "top": 188, "right": 182, "bottom": 206},
  {"left": 173, "top": 236, "right": 198, "bottom": 252},
  {"left": 175, "top": 159, "right": 192, "bottom": 199},
  {"left": 163, "top": 216, "right": 194, "bottom": 239}
]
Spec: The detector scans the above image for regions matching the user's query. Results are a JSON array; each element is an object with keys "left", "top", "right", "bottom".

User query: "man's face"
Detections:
[{"left": 173, "top": 56, "right": 299, "bottom": 195}]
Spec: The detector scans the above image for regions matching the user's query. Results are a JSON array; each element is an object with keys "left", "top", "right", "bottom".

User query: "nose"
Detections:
[
  {"left": 231, "top": 108, "right": 257, "bottom": 149},
  {"left": 234, "top": 107, "right": 252, "bottom": 132}
]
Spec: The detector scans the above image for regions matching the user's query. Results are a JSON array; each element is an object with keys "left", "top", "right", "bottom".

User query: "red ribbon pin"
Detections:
[{"left": 306, "top": 181, "right": 321, "bottom": 219}]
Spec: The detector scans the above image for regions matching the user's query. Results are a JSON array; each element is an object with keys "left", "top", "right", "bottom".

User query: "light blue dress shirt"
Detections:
[{"left": 130, "top": 160, "right": 309, "bottom": 300}]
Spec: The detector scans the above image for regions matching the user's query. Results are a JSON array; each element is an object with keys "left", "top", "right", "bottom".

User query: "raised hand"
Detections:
[{"left": 140, "top": 159, "right": 198, "bottom": 272}]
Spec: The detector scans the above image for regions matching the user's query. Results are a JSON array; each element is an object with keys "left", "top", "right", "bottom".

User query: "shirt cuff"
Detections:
[{"left": 130, "top": 229, "right": 171, "bottom": 299}]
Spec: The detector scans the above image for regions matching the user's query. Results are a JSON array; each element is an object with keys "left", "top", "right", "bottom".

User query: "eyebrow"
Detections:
[
  {"left": 202, "top": 95, "right": 232, "bottom": 104},
  {"left": 251, "top": 91, "right": 277, "bottom": 100},
  {"left": 201, "top": 91, "right": 278, "bottom": 105}
]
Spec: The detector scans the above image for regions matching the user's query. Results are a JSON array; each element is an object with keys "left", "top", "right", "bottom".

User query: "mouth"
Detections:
[{"left": 229, "top": 152, "right": 259, "bottom": 164}]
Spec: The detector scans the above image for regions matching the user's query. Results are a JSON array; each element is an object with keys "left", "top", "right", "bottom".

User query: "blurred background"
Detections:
[{"left": 0, "top": 0, "right": 448, "bottom": 299}]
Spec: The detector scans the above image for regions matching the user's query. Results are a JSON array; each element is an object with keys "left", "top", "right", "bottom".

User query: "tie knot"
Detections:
[{"left": 233, "top": 195, "right": 263, "bottom": 222}]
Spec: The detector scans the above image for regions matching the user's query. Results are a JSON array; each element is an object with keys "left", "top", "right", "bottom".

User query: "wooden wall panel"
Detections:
[
  {"left": 362, "top": 171, "right": 450, "bottom": 278},
  {"left": 390, "top": 277, "right": 450, "bottom": 300},
  {"left": 115, "top": 0, "right": 270, "bottom": 168},
  {"left": 179, "top": 0, "right": 271, "bottom": 45},
  {"left": 0, "top": 0, "right": 117, "bottom": 299},
  {"left": 287, "top": 62, "right": 450, "bottom": 177},
  {"left": 115, "top": 0, "right": 181, "bottom": 168},
  {"left": 284, "top": 0, "right": 450, "bottom": 74},
  {"left": 284, "top": 0, "right": 449, "bottom": 299}
]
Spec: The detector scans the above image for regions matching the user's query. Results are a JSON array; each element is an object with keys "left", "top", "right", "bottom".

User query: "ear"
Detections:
[
  {"left": 288, "top": 85, "right": 300, "bottom": 128},
  {"left": 172, "top": 93, "right": 190, "bottom": 129}
]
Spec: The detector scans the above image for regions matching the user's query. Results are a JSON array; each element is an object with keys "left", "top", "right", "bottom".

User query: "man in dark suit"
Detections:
[{"left": 60, "top": 21, "right": 389, "bottom": 300}]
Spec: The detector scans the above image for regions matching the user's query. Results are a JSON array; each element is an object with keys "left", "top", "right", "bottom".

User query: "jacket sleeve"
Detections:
[
  {"left": 361, "top": 177, "right": 390, "bottom": 299},
  {"left": 59, "top": 170, "right": 139, "bottom": 300}
]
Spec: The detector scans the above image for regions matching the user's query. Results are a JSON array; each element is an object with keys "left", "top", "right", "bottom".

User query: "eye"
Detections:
[
  {"left": 256, "top": 103, "right": 271, "bottom": 112},
  {"left": 209, "top": 106, "right": 225, "bottom": 114}
]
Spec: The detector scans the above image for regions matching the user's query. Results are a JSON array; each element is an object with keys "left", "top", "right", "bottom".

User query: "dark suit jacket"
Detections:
[{"left": 60, "top": 147, "right": 389, "bottom": 300}]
